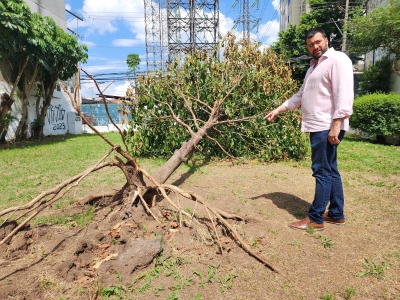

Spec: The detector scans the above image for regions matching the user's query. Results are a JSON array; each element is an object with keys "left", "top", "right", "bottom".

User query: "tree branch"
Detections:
[
  {"left": 137, "top": 92, "right": 194, "bottom": 135},
  {"left": 80, "top": 69, "right": 129, "bottom": 152}
]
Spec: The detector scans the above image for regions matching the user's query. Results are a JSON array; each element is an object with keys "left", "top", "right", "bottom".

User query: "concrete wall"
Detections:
[
  {"left": 24, "top": 0, "right": 67, "bottom": 31},
  {"left": 280, "top": 0, "right": 310, "bottom": 31},
  {"left": 390, "top": 63, "right": 400, "bottom": 94},
  {"left": 0, "top": 0, "right": 71, "bottom": 141},
  {"left": 4, "top": 84, "right": 83, "bottom": 140}
]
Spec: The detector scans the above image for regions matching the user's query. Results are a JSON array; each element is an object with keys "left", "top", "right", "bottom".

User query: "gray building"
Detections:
[
  {"left": 24, "top": 0, "right": 67, "bottom": 31},
  {"left": 279, "top": 0, "right": 310, "bottom": 31}
]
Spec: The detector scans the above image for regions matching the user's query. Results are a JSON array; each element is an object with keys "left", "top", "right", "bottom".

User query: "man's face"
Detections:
[{"left": 306, "top": 32, "right": 329, "bottom": 60}]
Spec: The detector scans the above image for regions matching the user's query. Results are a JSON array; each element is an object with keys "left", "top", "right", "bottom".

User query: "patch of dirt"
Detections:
[{"left": 1, "top": 162, "right": 399, "bottom": 300}]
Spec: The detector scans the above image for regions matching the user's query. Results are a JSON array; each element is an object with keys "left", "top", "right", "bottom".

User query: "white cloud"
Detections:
[
  {"left": 81, "top": 81, "right": 130, "bottom": 98},
  {"left": 219, "top": 13, "right": 235, "bottom": 36},
  {"left": 79, "top": 0, "right": 145, "bottom": 41},
  {"left": 272, "top": 0, "right": 280, "bottom": 11},
  {"left": 80, "top": 63, "right": 127, "bottom": 75},
  {"left": 65, "top": 3, "right": 71, "bottom": 11},
  {"left": 257, "top": 20, "right": 280, "bottom": 46},
  {"left": 112, "top": 39, "right": 142, "bottom": 47},
  {"left": 80, "top": 40, "right": 96, "bottom": 47}
]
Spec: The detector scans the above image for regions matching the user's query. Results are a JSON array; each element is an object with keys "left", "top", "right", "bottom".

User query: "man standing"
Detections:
[{"left": 264, "top": 27, "right": 354, "bottom": 231}]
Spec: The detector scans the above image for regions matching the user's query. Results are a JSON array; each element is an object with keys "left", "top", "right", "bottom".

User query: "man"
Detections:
[{"left": 264, "top": 27, "right": 354, "bottom": 231}]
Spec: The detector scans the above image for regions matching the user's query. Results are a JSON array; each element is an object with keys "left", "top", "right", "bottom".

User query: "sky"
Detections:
[{"left": 65, "top": 0, "right": 281, "bottom": 98}]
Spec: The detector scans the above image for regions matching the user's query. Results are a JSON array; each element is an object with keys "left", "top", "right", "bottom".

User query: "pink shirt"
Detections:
[{"left": 283, "top": 47, "right": 354, "bottom": 132}]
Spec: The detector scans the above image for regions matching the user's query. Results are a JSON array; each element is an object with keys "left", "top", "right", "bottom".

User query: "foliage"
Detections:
[
  {"left": 351, "top": 93, "right": 400, "bottom": 136},
  {"left": 271, "top": 0, "right": 365, "bottom": 80},
  {"left": 347, "top": 0, "right": 400, "bottom": 76},
  {"left": 127, "top": 53, "right": 141, "bottom": 86},
  {"left": 355, "top": 258, "right": 387, "bottom": 279},
  {"left": 30, "top": 118, "right": 45, "bottom": 129},
  {"left": 358, "top": 56, "right": 392, "bottom": 95},
  {"left": 0, "top": 114, "right": 17, "bottom": 128},
  {"left": 126, "top": 33, "right": 309, "bottom": 161},
  {"left": 127, "top": 53, "right": 141, "bottom": 74},
  {"left": 0, "top": 0, "right": 88, "bottom": 139},
  {"left": 0, "top": 0, "right": 32, "bottom": 57},
  {"left": 271, "top": 23, "right": 314, "bottom": 81}
]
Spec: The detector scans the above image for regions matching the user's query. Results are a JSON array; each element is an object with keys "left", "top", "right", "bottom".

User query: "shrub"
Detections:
[
  {"left": 351, "top": 93, "right": 400, "bottom": 137},
  {"left": 358, "top": 56, "right": 391, "bottom": 96},
  {"left": 125, "top": 34, "right": 309, "bottom": 161}
]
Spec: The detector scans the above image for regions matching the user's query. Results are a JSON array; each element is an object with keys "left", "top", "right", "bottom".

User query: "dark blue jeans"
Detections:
[{"left": 308, "top": 129, "right": 345, "bottom": 224}]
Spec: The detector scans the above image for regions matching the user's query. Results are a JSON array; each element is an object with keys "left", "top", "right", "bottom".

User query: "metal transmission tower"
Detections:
[
  {"left": 233, "top": 0, "right": 261, "bottom": 42},
  {"left": 166, "top": 0, "right": 219, "bottom": 63},
  {"left": 143, "top": 0, "right": 168, "bottom": 72}
]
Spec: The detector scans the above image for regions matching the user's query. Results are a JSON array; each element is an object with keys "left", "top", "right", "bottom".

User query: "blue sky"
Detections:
[{"left": 65, "top": 0, "right": 280, "bottom": 98}]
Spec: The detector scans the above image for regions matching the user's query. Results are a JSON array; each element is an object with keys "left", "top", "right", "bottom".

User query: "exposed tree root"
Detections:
[
  {"left": 1, "top": 151, "right": 281, "bottom": 274},
  {"left": 1, "top": 71, "right": 284, "bottom": 277},
  {"left": 138, "top": 167, "right": 281, "bottom": 274},
  {"left": 78, "top": 190, "right": 119, "bottom": 206},
  {"left": 0, "top": 149, "right": 118, "bottom": 246}
]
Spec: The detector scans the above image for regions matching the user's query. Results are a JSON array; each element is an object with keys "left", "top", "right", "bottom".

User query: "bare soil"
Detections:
[{"left": 1, "top": 160, "right": 399, "bottom": 300}]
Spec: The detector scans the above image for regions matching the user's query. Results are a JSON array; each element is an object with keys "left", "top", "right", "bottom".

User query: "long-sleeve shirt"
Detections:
[{"left": 283, "top": 47, "right": 354, "bottom": 132}]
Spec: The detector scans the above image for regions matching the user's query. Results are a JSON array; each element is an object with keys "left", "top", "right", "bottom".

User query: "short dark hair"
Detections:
[{"left": 305, "top": 28, "right": 327, "bottom": 41}]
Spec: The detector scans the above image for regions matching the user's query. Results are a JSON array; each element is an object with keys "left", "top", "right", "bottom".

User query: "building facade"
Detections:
[
  {"left": 24, "top": 0, "right": 67, "bottom": 31},
  {"left": 0, "top": 0, "right": 84, "bottom": 140},
  {"left": 279, "top": 0, "right": 310, "bottom": 31},
  {"left": 364, "top": 0, "right": 399, "bottom": 93}
]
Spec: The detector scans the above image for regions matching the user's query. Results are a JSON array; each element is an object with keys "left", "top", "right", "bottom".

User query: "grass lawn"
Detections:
[
  {"left": 1, "top": 132, "right": 399, "bottom": 299},
  {"left": 1, "top": 133, "right": 399, "bottom": 211}
]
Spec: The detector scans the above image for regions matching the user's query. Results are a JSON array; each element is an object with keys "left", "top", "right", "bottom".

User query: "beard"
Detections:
[{"left": 311, "top": 44, "right": 328, "bottom": 60}]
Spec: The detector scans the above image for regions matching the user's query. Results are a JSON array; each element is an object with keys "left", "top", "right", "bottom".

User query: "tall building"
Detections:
[
  {"left": 279, "top": 0, "right": 309, "bottom": 31},
  {"left": 24, "top": 0, "right": 67, "bottom": 31}
]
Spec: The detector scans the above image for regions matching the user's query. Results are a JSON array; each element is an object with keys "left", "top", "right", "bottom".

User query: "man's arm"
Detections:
[
  {"left": 263, "top": 104, "right": 289, "bottom": 122},
  {"left": 328, "top": 118, "right": 344, "bottom": 144}
]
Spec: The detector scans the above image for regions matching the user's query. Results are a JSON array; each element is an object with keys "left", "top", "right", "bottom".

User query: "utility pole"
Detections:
[{"left": 341, "top": 0, "right": 350, "bottom": 51}]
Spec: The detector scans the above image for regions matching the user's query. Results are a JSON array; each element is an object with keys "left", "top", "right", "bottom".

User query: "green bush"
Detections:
[
  {"left": 351, "top": 93, "right": 400, "bottom": 137},
  {"left": 358, "top": 56, "right": 392, "bottom": 96},
  {"left": 125, "top": 34, "right": 309, "bottom": 161}
]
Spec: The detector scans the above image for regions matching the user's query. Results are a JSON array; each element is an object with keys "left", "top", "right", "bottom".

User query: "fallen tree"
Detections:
[{"left": 0, "top": 34, "right": 308, "bottom": 276}]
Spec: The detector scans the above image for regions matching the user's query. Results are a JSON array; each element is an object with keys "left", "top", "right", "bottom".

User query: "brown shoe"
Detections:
[
  {"left": 289, "top": 217, "right": 324, "bottom": 231},
  {"left": 323, "top": 212, "right": 345, "bottom": 225}
]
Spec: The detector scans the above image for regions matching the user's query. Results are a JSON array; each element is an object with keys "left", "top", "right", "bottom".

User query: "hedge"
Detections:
[{"left": 351, "top": 93, "right": 400, "bottom": 137}]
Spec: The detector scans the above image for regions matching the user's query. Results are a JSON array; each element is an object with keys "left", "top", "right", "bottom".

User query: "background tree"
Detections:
[
  {"left": 14, "top": 13, "right": 54, "bottom": 140},
  {"left": 126, "top": 53, "right": 141, "bottom": 87},
  {"left": 0, "top": 0, "right": 87, "bottom": 140},
  {"left": 271, "top": 0, "right": 365, "bottom": 81},
  {"left": 358, "top": 56, "right": 392, "bottom": 95},
  {"left": 127, "top": 53, "right": 141, "bottom": 75},
  {"left": 0, "top": 0, "right": 33, "bottom": 140},
  {"left": 126, "top": 33, "right": 308, "bottom": 184},
  {"left": 347, "top": 0, "right": 400, "bottom": 77},
  {"left": 32, "top": 17, "right": 88, "bottom": 138}
]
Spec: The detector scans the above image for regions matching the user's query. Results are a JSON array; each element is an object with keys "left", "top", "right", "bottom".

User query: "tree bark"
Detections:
[
  {"left": 35, "top": 70, "right": 60, "bottom": 138},
  {"left": 153, "top": 127, "right": 209, "bottom": 184},
  {"left": 15, "top": 61, "right": 39, "bottom": 140},
  {"left": 0, "top": 57, "right": 30, "bottom": 141}
]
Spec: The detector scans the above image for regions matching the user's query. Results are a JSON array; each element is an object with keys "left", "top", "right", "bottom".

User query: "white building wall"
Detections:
[
  {"left": 280, "top": 0, "right": 310, "bottom": 31},
  {"left": 5, "top": 85, "right": 82, "bottom": 140},
  {"left": 363, "top": 0, "right": 399, "bottom": 94},
  {"left": 1, "top": 0, "right": 84, "bottom": 141},
  {"left": 390, "top": 62, "right": 400, "bottom": 94},
  {"left": 24, "top": 0, "right": 67, "bottom": 31}
]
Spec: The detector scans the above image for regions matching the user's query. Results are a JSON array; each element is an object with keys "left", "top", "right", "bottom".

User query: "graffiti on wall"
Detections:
[{"left": 46, "top": 104, "right": 66, "bottom": 131}]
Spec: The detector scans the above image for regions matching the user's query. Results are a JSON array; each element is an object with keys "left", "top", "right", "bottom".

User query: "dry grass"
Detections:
[{"left": 0, "top": 133, "right": 399, "bottom": 299}]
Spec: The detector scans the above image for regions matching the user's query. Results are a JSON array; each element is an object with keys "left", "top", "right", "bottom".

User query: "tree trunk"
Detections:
[
  {"left": 15, "top": 61, "right": 39, "bottom": 140},
  {"left": 153, "top": 127, "right": 209, "bottom": 184},
  {"left": 0, "top": 57, "right": 30, "bottom": 142},
  {"left": 35, "top": 72, "right": 60, "bottom": 138},
  {"left": 0, "top": 93, "right": 14, "bottom": 141}
]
